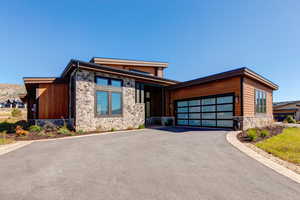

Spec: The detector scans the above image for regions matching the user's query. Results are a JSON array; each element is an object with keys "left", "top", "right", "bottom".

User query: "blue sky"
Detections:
[{"left": 0, "top": 0, "right": 299, "bottom": 102}]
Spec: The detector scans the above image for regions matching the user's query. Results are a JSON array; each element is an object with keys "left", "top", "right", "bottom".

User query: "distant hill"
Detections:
[{"left": 0, "top": 84, "right": 26, "bottom": 102}]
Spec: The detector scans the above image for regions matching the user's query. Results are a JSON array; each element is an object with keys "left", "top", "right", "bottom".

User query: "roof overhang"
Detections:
[
  {"left": 23, "top": 77, "right": 66, "bottom": 84},
  {"left": 168, "top": 67, "right": 278, "bottom": 90},
  {"left": 90, "top": 57, "right": 168, "bottom": 68},
  {"left": 61, "top": 60, "right": 178, "bottom": 86}
]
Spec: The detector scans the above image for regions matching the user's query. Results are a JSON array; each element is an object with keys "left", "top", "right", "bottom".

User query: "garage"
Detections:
[{"left": 175, "top": 93, "right": 234, "bottom": 128}]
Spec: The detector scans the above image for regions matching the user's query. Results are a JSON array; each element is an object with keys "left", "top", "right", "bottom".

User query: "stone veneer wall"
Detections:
[
  {"left": 75, "top": 70, "right": 145, "bottom": 132},
  {"left": 234, "top": 116, "right": 274, "bottom": 130}
]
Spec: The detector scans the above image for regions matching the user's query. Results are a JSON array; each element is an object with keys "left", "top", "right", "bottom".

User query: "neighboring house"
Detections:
[
  {"left": 273, "top": 100, "right": 300, "bottom": 121},
  {"left": 0, "top": 99, "right": 26, "bottom": 108},
  {"left": 22, "top": 57, "right": 278, "bottom": 131}
]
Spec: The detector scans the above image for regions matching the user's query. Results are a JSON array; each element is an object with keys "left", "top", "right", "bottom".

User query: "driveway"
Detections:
[{"left": 0, "top": 128, "right": 299, "bottom": 200}]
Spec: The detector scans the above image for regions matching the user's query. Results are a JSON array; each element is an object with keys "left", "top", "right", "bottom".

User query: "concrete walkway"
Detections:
[{"left": 0, "top": 128, "right": 299, "bottom": 200}]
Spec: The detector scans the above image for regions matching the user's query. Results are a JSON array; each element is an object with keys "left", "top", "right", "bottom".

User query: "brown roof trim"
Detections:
[
  {"left": 168, "top": 67, "right": 278, "bottom": 90},
  {"left": 90, "top": 57, "right": 168, "bottom": 68},
  {"left": 23, "top": 77, "right": 66, "bottom": 84},
  {"left": 62, "top": 59, "right": 179, "bottom": 85}
]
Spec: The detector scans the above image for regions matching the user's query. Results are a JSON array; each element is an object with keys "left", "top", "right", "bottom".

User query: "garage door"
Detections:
[{"left": 175, "top": 94, "right": 234, "bottom": 128}]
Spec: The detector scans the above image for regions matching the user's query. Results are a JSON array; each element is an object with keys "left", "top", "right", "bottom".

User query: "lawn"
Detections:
[
  {"left": 256, "top": 127, "right": 300, "bottom": 165},
  {"left": 0, "top": 137, "right": 15, "bottom": 145}
]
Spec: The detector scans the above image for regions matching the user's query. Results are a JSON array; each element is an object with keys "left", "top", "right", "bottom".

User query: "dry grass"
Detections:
[{"left": 256, "top": 127, "right": 300, "bottom": 165}]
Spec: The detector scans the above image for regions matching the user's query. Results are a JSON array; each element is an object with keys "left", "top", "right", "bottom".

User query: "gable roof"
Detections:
[
  {"left": 167, "top": 67, "right": 278, "bottom": 90},
  {"left": 90, "top": 57, "right": 168, "bottom": 68}
]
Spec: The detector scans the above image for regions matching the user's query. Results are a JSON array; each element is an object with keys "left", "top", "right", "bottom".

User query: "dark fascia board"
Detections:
[
  {"left": 61, "top": 59, "right": 179, "bottom": 85},
  {"left": 273, "top": 108, "right": 298, "bottom": 111},
  {"left": 167, "top": 67, "right": 278, "bottom": 90}
]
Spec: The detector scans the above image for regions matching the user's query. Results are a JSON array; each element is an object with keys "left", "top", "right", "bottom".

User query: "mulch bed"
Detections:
[
  {"left": 237, "top": 125, "right": 284, "bottom": 143},
  {"left": 7, "top": 129, "right": 136, "bottom": 141}
]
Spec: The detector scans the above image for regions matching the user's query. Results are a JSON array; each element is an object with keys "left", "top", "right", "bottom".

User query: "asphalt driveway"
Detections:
[{"left": 0, "top": 128, "right": 300, "bottom": 200}]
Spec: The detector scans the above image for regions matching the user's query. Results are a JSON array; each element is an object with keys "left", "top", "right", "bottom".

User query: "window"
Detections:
[
  {"left": 96, "top": 91, "right": 122, "bottom": 116},
  {"left": 96, "top": 91, "right": 109, "bottom": 115},
  {"left": 96, "top": 77, "right": 109, "bottom": 86},
  {"left": 130, "top": 69, "right": 151, "bottom": 75},
  {"left": 111, "top": 92, "right": 122, "bottom": 114},
  {"left": 96, "top": 76, "right": 122, "bottom": 87},
  {"left": 135, "top": 82, "right": 144, "bottom": 103},
  {"left": 255, "top": 89, "right": 267, "bottom": 113}
]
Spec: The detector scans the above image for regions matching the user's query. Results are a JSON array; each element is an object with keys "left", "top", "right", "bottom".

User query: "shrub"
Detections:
[
  {"left": 11, "top": 108, "right": 22, "bottom": 118},
  {"left": 15, "top": 126, "right": 29, "bottom": 137},
  {"left": 46, "top": 132, "right": 55, "bottom": 137},
  {"left": 58, "top": 126, "right": 70, "bottom": 135},
  {"left": 43, "top": 122, "right": 58, "bottom": 132},
  {"left": 111, "top": 128, "right": 116, "bottom": 132},
  {"left": 138, "top": 124, "right": 145, "bottom": 129},
  {"left": 127, "top": 126, "right": 134, "bottom": 130},
  {"left": 260, "top": 129, "right": 270, "bottom": 138},
  {"left": 29, "top": 125, "right": 43, "bottom": 133},
  {"left": 77, "top": 130, "right": 84, "bottom": 134},
  {"left": 284, "top": 115, "right": 296, "bottom": 124},
  {"left": 246, "top": 128, "right": 259, "bottom": 141}
]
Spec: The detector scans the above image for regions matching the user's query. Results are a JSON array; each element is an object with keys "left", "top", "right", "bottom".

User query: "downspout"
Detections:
[{"left": 69, "top": 62, "right": 79, "bottom": 129}]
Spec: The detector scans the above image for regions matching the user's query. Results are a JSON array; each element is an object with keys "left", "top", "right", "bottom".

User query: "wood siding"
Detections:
[
  {"left": 102, "top": 64, "right": 159, "bottom": 77},
  {"left": 243, "top": 77, "right": 273, "bottom": 116},
  {"left": 166, "top": 77, "right": 242, "bottom": 116},
  {"left": 38, "top": 83, "right": 69, "bottom": 119}
]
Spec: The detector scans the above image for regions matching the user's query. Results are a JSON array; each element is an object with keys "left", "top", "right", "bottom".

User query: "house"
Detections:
[
  {"left": 273, "top": 100, "right": 300, "bottom": 121},
  {"left": 22, "top": 57, "right": 278, "bottom": 131}
]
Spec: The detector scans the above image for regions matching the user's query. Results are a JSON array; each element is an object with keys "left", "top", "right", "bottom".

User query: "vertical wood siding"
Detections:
[
  {"left": 38, "top": 83, "right": 69, "bottom": 119},
  {"left": 243, "top": 77, "right": 273, "bottom": 116},
  {"left": 166, "top": 77, "right": 242, "bottom": 116}
]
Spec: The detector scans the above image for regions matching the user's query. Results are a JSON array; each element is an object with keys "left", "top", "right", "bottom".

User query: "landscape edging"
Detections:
[
  {"left": 226, "top": 131, "right": 300, "bottom": 184},
  {"left": 0, "top": 128, "right": 145, "bottom": 156}
]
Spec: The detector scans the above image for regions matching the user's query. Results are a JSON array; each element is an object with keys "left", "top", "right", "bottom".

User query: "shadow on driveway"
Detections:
[{"left": 148, "top": 126, "right": 231, "bottom": 133}]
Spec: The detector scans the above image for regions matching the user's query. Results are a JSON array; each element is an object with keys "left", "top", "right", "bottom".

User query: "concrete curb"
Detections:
[
  {"left": 226, "top": 131, "right": 300, "bottom": 184},
  {"left": 0, "top": 141, "right": 33, "bottom": 156}
]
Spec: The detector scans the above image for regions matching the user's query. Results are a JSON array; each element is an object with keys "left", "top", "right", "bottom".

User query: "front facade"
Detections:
[{"left": 23, "top": 57, "right": 278, "bottom": 131}]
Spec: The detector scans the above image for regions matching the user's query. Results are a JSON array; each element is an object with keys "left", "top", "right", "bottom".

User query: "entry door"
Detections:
[{"left": 175, "top": 94, "right": 234, "bottom": 128}]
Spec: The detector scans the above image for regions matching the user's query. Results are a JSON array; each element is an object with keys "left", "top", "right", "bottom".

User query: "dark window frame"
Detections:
[
  {"left": 94, "top": 75, "right": 123, "bottom": 118},
  {"left": 135, "top": 82, "right": 144, "bottom": 103},
  {"left": 95, "top": 90, "right": 123, "bottom": 117},
  {"left": 95, "top": 76, "right": 123, "bottom": 87},
  {"left": 255, "top": 89, "right": 267, "bottom": 114}
]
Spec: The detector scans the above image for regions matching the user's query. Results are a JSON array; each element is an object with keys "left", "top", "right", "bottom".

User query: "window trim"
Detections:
[
  {"left": 255, "top": 89, "right": 267, "bottom": 114},
  {"left": 95, "top": 90, "right": 123, "bottom": 117},
  {"left": 95, "top": 76, "right": 123, "bottom": 87}
]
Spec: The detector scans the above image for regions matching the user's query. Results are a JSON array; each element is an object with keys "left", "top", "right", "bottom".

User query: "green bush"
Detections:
[
  {"left": 77, "top": 130, "right": 84, "bottom": 134},
  {"left": 284, "top": 115, "right": 296, "bottom": 124},
  {"left": 29, "top": 125, "right": 43, "bottom": 133},
  {"left": 138, "top": 124, "right": 145, "bottom": 129},
  {"left": 58, "top": 126, "right": 70, "bottom": 135},
  {"left": 11, "top": 108, "right": 22, "bottom": 117},
  {"left": 111, "top": 128, "right": 116, "bottom": 132},
  {"left": 247, "top": 128, "right": 259, "bottom": 141},
  {"left": 260, "top": 129, "right": 270, "bottom": 138}
]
